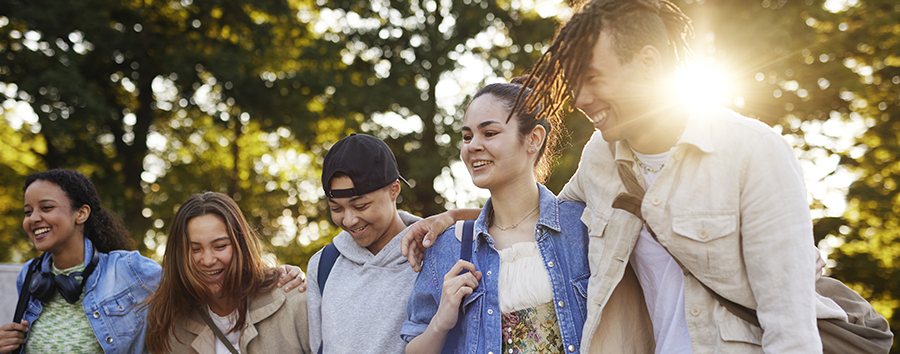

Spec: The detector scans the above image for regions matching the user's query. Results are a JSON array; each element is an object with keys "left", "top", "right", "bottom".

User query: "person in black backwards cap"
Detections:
[{"left": 307, "top": 133, "right": 422, "bottom": 354}]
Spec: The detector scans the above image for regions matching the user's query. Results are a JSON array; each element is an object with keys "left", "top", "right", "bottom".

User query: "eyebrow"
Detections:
[
  {"left": 190, "top": 236, "right": 230, "bottom": 245},
  {"left": 24, "top": 199, "right": 57, "bottom": 208},
  {"left": 462, "top": 120, "right": 501, "bottom": 132}
]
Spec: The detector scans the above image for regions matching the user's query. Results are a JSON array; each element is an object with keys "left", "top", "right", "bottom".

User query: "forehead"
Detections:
[
  {"left": 463, "top": 95, "right": 513, "bottom": 127},
  {"left": 23, "top": 180, "right": 69, "bottom": 205},
  {"left": 187, "top": 214, "right": 229, "bottom": 243},
  {"left": 587, "top": 30, "right": 622, "bottom": 72}
]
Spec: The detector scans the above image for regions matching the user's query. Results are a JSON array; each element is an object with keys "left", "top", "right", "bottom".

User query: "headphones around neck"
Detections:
[{"left": 28, "top": 247, "right": 99, "bottom": 304}]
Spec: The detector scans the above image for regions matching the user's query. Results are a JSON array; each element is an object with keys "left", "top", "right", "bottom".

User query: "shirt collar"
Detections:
[{"left": 472, "top": 183, "right": 561, "bottom": 249}]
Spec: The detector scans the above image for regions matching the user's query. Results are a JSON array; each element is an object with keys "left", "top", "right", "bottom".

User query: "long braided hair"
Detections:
[{"left": 517, "top": 0, "right": 694, "bottom": 122}]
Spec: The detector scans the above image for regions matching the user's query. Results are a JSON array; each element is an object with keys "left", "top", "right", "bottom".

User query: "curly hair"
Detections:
[
  {"left": 469, "top": 77, "right": 561, "bottom": 183},
  {"left": 517, "top": 0, "right": 694, "bottom": 122},
  {"left": 24, "top": 169, "right": 134, "bottom": 252}
]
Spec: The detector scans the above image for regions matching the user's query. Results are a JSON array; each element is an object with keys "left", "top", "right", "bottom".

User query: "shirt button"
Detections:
[
  {"left": 558, "top": 301, "right": 565, "bottom": 308},
  {"left": 691, "top": 306, "right": 701, "bottom": 316},
  {"left": 547, "top": 261, "right": 555, "bottom": 268},
  {"left": 568, "top": 344, "right": 576, "bottom": 352},
  {"left": 106, "top": 337, "right": 114, "bottom": 343},
  {"left": 537, "top": 228, "right": 543, "bottom": 235},
  {"left": 651, "top": 196, "right": 661, "bottom": 206},
  {"left": 93, "top": 312, "right": 100, "bottom": 319},
  {"left": 487, "top": 270, "right": 492, "bottom": 276},
  {"left": 488, "top": 309, "right": 493, "bottom": 314},
  {"left": 697, "top": 229, "right": 709, "bottom": 239},
  {"left": 507, "top": 339, "right": 513, "bottom": 344},
  {"left": 488, "top": 352, "right": 493, "bottom": 354}
]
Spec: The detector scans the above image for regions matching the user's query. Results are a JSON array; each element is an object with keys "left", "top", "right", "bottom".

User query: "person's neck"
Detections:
[
  {"left": 366, "top": 210, "right": 406, "bottom": 255},
  {"left": 488, "top": 175, "right": 540, "bottom": 230},
  {"left": 208, "top": 296, "right": 237, "bottom": 317},
  {"left": 50, "top": 236, "right": 86, "bottom": 269},
  {"left": 626, "top": 101, "right": 690, "bottom": 155}
]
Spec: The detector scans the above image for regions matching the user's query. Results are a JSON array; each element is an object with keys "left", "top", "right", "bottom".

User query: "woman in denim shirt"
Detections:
[
  {"left": 402, "top": 80, "right": 590, "bottom": 354},
  {"left": 0, "top": 169, "right": 161, "bottom": 354}
]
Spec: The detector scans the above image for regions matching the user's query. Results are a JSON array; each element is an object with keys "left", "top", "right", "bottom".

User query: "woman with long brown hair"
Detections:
[{"left": 145, "top": 192, "right": 310, "bottom": 354}]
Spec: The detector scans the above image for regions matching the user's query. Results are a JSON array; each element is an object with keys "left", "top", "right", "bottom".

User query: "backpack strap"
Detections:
[
  {"left": 316, "top": 243, "right": 340, "bottom": 294},
  {"left": 316, "top": 243, "right": 341, "bottom": 354},
  {"left": 9, "top": 255, "right": 43, "bottom": 354},
  {"left": 459, "top": 220, "right": 475, "bottom": 273}
]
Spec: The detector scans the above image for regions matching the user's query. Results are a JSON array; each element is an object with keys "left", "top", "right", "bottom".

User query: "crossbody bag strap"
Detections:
[
  {"left": 198, "top": 308, "right": 241, "bottom": 354},
  {"left": 9, "top": 254, "right": 43, "bottom": 354},
  {"left": 612, "top": 158, "right": 762, "bottom": 327}
]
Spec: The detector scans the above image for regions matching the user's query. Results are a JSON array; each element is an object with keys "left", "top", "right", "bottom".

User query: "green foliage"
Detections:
[{"left": 4, "top": 0, "right": 895, "bottom": 349}]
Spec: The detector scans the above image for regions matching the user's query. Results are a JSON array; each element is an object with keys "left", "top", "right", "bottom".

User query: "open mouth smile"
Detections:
[
  {"left": 33, "top": 227, "right": 50, "bottom": 237},
  {"left": 472, "top": 160, "right": 492, "bottom": 168}
]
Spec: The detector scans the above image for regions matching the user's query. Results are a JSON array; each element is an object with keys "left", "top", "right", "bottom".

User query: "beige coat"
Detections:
[
  {"left": 563, "top": 106, "right": 847, "bottom": 353},
  {"left": 168, "top": 288, "right": 311, "bottom": 353}
]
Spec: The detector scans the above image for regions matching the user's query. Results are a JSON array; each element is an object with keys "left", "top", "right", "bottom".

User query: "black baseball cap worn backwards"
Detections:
[{"left": 322, "top": 133, "right": 409, "bottom": 199}]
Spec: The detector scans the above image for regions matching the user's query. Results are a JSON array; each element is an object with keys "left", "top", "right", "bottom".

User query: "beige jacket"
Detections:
[
  {"left": 561, "top": 106, "right": 847, "bottom": 354},
  {"left": 168, "top": 288, "right": 311, "bottom": 353}
]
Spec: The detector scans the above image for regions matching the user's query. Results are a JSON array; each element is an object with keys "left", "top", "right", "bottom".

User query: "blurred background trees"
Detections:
[{"left": 0, "top": 0, "right": 897, "bottom": 349}]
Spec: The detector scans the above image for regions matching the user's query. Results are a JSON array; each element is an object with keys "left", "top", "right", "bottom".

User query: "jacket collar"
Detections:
[
  {"left": 183, "top": 285, "right": 288, "bottom": 351},
  {"left": 472, "top": 183, "right": 561, "bottom": 249}
]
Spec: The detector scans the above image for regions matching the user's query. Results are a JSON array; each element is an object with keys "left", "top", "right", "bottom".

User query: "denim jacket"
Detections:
[
  {"left": 16, "top": 237, "right": 162, "bottom": 354},
  {"left": 402, "top": 184, "right": 590, "bottom": 354}
]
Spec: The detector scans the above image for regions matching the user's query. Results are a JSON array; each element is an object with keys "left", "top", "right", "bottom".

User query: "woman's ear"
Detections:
[
  {"left": 75, "top": 204, "right": 91, "bottom": 225},
  {"left": 528, "top": 125, "right": 547, "bottom": 154}
]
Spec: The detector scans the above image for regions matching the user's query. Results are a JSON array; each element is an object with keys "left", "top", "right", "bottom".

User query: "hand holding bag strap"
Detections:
[{"left": 198, "top": 308, "right": 241, "bottom": 354}]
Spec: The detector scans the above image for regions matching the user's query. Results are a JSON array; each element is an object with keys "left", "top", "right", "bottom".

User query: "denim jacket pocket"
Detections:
[
  {"left": 101, "top": 291, "right": 142, "bottom": 336},
  {"left": 671, "top": 210, "right": 740, "bottom": 278},
  {"left": 571, "top": 272, "right": 590, "bottom": 314},
  {"left": 461, "top": 290, "right": 484, "bottom": 315}
]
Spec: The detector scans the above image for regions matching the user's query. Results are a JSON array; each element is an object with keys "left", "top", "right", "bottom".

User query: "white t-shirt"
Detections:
[
  {"left": 629, "top": 148, "right": 693, "bottom": 354},
  {"left": 208, "top": 307, "right": 242, "bottom": 354}
]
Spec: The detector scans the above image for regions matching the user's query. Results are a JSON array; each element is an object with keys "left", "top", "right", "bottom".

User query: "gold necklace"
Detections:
[
  {"left": 632, "top": 124, "right": 686, "bottom": 173},
  {"left": 491, "top": 205, "right": 539, "bottom": 231},
  {"left": 632, "top": 152, "right": 664, "bottom": 173}
]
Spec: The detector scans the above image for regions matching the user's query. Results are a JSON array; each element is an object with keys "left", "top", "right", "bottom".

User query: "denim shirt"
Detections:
[
  {"left": 402, "top": 184, "right": 590, "bottom": 354},
  {"left": 16, "top": 237, "right": 162, "bottom": 354}
]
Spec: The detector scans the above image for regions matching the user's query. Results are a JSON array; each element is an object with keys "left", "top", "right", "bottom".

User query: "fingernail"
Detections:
[{"left": 424, "top": 240, "right": 432, "bottom": 247}]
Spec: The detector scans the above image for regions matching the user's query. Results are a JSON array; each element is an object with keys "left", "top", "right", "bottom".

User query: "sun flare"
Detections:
[{"left": 673, "top": 59, "right": 738, "bottom": 108}]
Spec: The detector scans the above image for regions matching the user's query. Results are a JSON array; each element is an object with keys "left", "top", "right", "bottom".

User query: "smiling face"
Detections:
[
  {"left": 187, "top": 214, "right": 233, "bottom": 298},
  {"left": 575, "top": 30, "right": 657, "bottom": 143},
  {"left": 327, "top": 176, "right": 403, "bottom": 255},
  {"left": 22, "top": 180, "right": 89, "bottom": 256},
  {"left": 461, "top": 94, "right": 540, "bottom": 190}
]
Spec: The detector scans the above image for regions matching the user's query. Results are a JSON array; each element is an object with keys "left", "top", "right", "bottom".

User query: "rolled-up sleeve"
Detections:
[{"left": 401, "top": 243, "right": 443, "bottom": 343}]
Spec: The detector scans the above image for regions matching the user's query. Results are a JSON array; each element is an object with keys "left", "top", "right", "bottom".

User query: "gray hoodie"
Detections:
[{"left": 307, "top": 211, "right": 421, "bottom": 354}]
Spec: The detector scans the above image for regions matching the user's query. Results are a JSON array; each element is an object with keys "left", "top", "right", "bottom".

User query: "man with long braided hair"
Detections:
[
  {"left": 403, "top": 0, "right": 850, "bottom": 353},
  {"left": 520, "top": 0, "right": 845, "bottom": 353}
]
